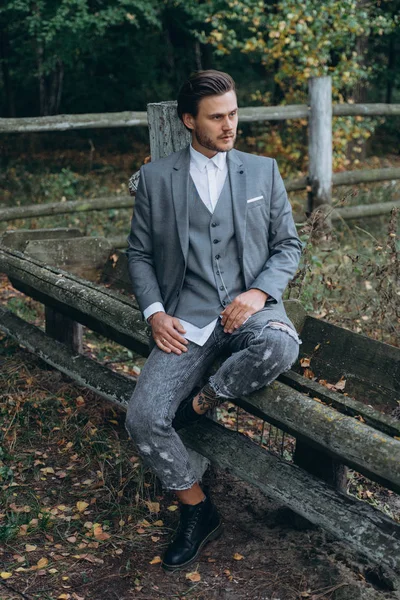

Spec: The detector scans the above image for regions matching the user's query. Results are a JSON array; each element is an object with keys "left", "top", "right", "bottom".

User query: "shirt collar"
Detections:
[{"left": 190, "top": 144, "right": 227, "bottom": 172}]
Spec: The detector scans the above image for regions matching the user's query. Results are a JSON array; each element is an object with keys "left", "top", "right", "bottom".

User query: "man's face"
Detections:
[{"left": 183, "top": 90, "right": 238, "bottom": 158}]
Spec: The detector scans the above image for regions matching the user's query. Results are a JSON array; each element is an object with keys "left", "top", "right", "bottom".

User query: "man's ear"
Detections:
[{"left": 182, "top": 113, "right": 195, "bottom": 131}]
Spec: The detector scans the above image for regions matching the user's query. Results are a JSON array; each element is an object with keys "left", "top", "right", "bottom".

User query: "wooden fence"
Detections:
[{"left": 1, "top": 76, "right": 400, "bottom": 228}]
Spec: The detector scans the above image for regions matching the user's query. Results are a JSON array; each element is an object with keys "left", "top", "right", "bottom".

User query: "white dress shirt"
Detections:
[{"left": 143, "top": 145, "right": 228, "bottom": 346}]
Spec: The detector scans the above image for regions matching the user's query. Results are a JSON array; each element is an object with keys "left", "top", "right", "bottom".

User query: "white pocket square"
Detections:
[{"left": 247, "top": 195, "right": 263, "bottom": 203}]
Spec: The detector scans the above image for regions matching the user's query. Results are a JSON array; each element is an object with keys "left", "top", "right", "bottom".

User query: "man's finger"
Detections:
[
  {"left": 156, "top": 338, "right": 171, "bottom": 353},
  {"left": 172, "top": 318, "right": 187, "bottom": 334},
  {"left": 163, "top": 332, "right": 188, "bottom": 353},
  {"left": 224, "top": 305, "right": 243, "bottom": 332},
  {"left": 167, "top": 327, "right": 189, "bottom": 347}
]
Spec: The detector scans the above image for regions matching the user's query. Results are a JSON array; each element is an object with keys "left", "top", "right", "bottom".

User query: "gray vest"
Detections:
[{"left": 174, "top": 175, "right": 245, "bottom": 327}]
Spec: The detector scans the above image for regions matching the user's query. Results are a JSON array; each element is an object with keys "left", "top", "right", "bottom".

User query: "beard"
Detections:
[{"left": 193, "top": 127, "right": 236, "bottom": 153}]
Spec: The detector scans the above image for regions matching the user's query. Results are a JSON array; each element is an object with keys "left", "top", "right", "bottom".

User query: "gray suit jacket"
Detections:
[{"left": 126, "top": 146, "right": 302, "bottom": 318}]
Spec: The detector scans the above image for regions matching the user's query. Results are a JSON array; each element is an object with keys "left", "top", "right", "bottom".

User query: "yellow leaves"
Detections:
[
  {"left": 0, "top": 572, "right": 13, "bottom": 579},
  {"left": 149, "top": 555, "right": 162, "bottom": 564},
  {"left": 233, "top": 552, "right": 244, "bottom": 560},
  {"left": 76, "top": 501, "right": 89, "bottom": 513},
  {"left": 40, "top": 467, "right": 55, "bottom": 475},
  {"left": 186, "top": 571, "right": 201, "bottom": 582},
  {"left": 145, "top": 501, "right": 160, "bottom": 513},
  {"left": 93, "top": 523, "right": 111, "bottom": 541},
  {"left": 25, "top": 544, "right": 37, "bottom": 552},
  {"left": 36, "top": 557, "right": 48, "bottom": 569},
  {"left": 167, "top": 505, "right": 178, "bottom": 512},
  {"left": 153, "top": 519, "right": 164, "bottom": 526}
]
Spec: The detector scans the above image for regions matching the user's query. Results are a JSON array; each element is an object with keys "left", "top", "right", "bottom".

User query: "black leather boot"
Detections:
[{"left": 162, "top": 495, "right": 223, "bottom": 571}]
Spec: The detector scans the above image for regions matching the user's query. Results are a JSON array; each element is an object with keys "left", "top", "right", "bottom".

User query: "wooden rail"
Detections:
[
  {"left": 1, "top": 103, "right": 400, "bottom": 133},
  {"left": 1, "top": 169, "right": 399, "bottom": 224}
]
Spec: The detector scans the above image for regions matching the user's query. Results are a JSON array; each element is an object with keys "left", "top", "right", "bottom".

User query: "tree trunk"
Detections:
[{"left": 0, "top": 26, "right": 16, "bottom": 117}]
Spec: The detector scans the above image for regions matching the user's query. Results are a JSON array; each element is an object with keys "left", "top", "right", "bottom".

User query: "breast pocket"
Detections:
[{"left": 247, "top": 199, "right": 264, "bottom": 210}]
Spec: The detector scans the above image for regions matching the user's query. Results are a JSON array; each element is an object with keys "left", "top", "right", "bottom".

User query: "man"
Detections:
[{"left": 125, "top": 70, "right": 302, "bottom": 571}]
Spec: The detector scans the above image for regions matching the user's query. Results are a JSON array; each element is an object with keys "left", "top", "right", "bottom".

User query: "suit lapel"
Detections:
[
  {"left": 228, "top": 149, "right": 247, "bottom": 264},
  {"left": 171, "top": 147, "right": 190, "bottom": 262}
]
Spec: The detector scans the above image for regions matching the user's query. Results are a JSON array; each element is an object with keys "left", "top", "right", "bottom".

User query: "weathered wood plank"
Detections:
[
  {"left": 0, "top": 195, "right": 133, "bottom": 223},
  {"left": 0, "top": 305, "right": 399, "bottom": 578},
  {"left": 234, "top": 379, "right": 400, "bottom": 494},
  {"left": 0, "top": 245, "right": 150, "bottom": 356},
  {"left": 0, "top": 228, "right": 82, "bottom": 252},
  {"left": 24, "top": 237, "right": 113, "bottom": 282},
  {"left": 0, "top": 111, "right": 148, "bottom": 132},
  {"left": 181, "top": 421, "right": 400, "bottom": 578},
  {"left": 1, "top": 104, "right": 398, "bottom": 135},
  {"left": 45, "top": 306, "right": 83, "bottom": 353},
  {"left": 297, "top": 316, "right": 400, "bottom": 411},
  {"left": 331, "top": 200, "right": 400, "bottom": 221},
  {"left": 279, "top": 370, "right": 400, "bottom": 438},
  {"left": 333, "top": 103, "right": 400, "bottom": 117},
  {"left": 147, "top": 101, "right": 190, "bottom": 161}
]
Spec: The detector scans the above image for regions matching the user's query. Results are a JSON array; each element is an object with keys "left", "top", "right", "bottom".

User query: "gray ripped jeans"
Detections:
[{"left": 125, "top": 307, "right": 300, "bottom": 490}]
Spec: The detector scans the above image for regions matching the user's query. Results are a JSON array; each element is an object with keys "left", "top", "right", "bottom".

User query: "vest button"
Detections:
[
  {"left": 219, "top": 285, "right": 224, "bottom": 291},
  {"left": 215, "top": 254, "right": 220, "bottom": 260},
  {"left": 211, "top": 222, "right": 218, "bottom": 227},
  {"left": 213, "top": 239, "right": 220, "bottom": 244}
]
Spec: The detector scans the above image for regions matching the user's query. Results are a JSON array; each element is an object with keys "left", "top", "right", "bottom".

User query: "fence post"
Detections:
[
  {"left": 147, "top": 101, "right": 190, "bottom": 160},
  {"left": 308, "top": 76, "right": 332, "bottom": 215}
]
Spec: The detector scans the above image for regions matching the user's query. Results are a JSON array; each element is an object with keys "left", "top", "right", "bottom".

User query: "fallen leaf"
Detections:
[
  {"left": 58, "top": 595, "right": 71, "bottom": 599},
  {"left": 40, "top": 467, "right": 55, "bottom": 475},
  {"left": 36, "top": 557, "right": 48, "bottom": 569},
  {"left": 146, "top": 501, "right": 160, "bottom": 513},
  {"left": 93, "top": 524, "right": 111, "bottom": 541},
  {"left": 300, "top": 357, "right": 311, "bottom": 367},
  {"left": 151, "top": 536, "right": 160, "bottom": 542},
  {"left": 153, "top": 519, "right": 164, "bottom": 526},
  {"left": 335, "top": 376, "right": 346, "bottom": 391},
  {"left": 49, "top": 568, "right": 58, "bottom": 574},
  {"left": 186, "top": 571, "right": 201, "bottom": 582},
  {"left": 72, "top": 554, "right": 104, "bottom": 565},
  {"left": 76, "top": 501, "right": 89, "bottom": 513},
  {"left": 0, "top": 572, "right": 13, "bottom": 579},
  {"left": 149, "top": 556, "right": 162, "bottom": 565},
  {"left": 25, "top": 544, "right": 37, "bottom": 552},
  {"left": 67, "top": 536, "right": 77, "bottom": 543},
  {"left": 233, "top": 553, "right": 244, "bottom": 560},
  {"left": 167, "top": 505, "right": 178, "bottom": 512}
]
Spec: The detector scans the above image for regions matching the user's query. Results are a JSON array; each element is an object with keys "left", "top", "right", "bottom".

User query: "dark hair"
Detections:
[{"left": 177, "top": 70, "right": 236, "bottom": 123}]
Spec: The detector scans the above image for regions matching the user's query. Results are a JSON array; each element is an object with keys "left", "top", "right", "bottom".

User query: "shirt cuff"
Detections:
[{"left": 143, "top": 302, "right": 165, "bottom": 323}]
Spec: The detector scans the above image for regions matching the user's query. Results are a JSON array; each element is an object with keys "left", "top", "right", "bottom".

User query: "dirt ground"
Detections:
[{"left": 0, "top": 338, "right": 399, "bottom": 600}]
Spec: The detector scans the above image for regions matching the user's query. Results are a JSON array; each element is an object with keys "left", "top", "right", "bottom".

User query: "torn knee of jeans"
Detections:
[
  {"left": 266, "top": 321, "right": 301, "bottom": 344},
  {"left": 159, "top": 451, "right": 174, "bottom": 463}
]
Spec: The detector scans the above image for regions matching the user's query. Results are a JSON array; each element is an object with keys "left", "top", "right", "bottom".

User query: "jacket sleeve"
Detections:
[
  {"left": 249, "top": 159, "right": 302, "bottom": 302},
  {"left": 125, "top": 165, "right": 164, "bottom": 314}
]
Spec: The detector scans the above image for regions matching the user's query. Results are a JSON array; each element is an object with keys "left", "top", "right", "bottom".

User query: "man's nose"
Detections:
[{"left": 222, "top": 117, "right": 233, "bottom": 130}]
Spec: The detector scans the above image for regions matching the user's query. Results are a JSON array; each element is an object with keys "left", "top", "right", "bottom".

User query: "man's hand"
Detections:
[
  {"left": 150, "top": 312, "right": 188, "bottom": 355},
  {"left": 220, "top": 289, "right": 268, "bottom": 333}
]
